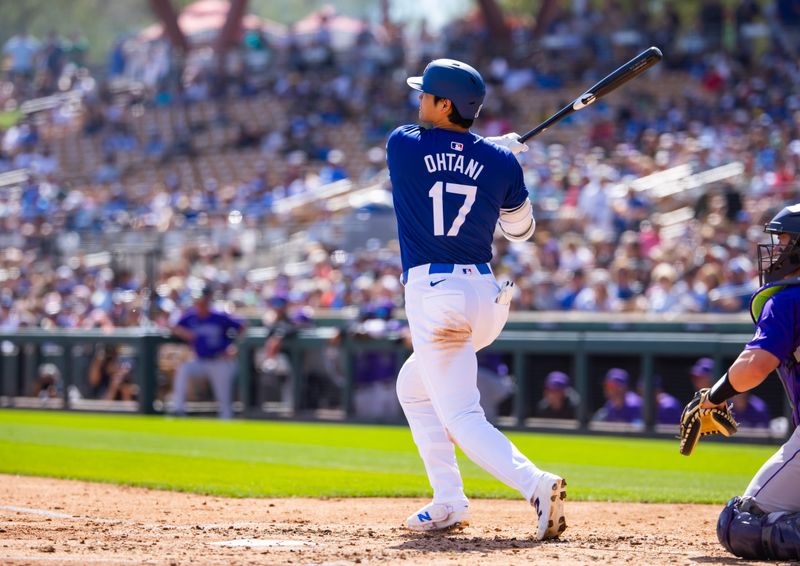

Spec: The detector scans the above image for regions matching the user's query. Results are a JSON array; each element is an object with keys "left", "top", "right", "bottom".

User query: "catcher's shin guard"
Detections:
[{"left": 717, "top": 496, "right": 800, "bottom": 560}]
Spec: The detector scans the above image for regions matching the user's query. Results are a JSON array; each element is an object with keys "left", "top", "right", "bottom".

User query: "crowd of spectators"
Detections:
[
  {"left": 1, "top": 2, "right": 798, "bottom": 331},
  {"left": 1, "top": 2, "right": 799, "bottom": 416}
]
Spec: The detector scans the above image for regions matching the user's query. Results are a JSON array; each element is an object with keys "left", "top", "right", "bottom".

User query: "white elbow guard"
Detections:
[{"left": 499, "top": 200, "right": 535, "bottom": 241}]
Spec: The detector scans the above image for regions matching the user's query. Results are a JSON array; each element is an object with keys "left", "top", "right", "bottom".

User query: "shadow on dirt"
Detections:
[
  {"left": 688, "top": 557, "right": 753, "bottom": 565},
  {"left": 391, "top": 533, "right": 564, "bottom": 553}
]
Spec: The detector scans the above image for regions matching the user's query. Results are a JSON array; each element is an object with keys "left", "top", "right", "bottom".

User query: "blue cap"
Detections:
[{"left": 407, "top": 59, "right": 486, "bottom": 119}]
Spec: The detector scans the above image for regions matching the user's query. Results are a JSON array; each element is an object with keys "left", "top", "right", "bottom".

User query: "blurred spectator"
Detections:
[
  {"left": 637, "top": 375, "right": 682, "bottom": 425},
  {"left": 555, "top": 268, "right": 587, "bottom": 310},
  {"left": 731, "top": 391, "right": 771, "bottom": 428},
  {"left": 32, "top": 362, "right": 61, "bottom": 400},
  {"left": 301, "top": 327, "right": 346, "bottom": 411},
  {"left": 646, "top": 263, "right": 683, "bottom": 313},
  {"left": 3, "top": 29, "right": 40, "bottom": 83},
  {"left": 0, "top": 2, "right": 797, "bottom": 340},
  {"left": 592, "top": 368, "right": 642, "bottom": 424},
  {"left": 476, "top": 352, "right": 515, "bottom": 423},
  {"left": 774, "top": 0, "right": 800, "bottom": 54},
  {"left": 690, "top": 357, "right": 716, "bottom": 390},
  {"left": 535, "top": 371, "right": 580, "bottom": 420},
  {"left": 170, "top": 286, "right": 244, "bottom": 419},
  {"left": 258, "top": 294, "right": 307, "bottom": 407},
  {"left": 350, "top": 301, "right": 403, "bottom": 422},
  {"left": 699, "top": 0, "right": 726, "bottom": 50},
  {"left": 40, "top": 31, "right": 65, "bottom": 95},
  {"left": 655, "top": 375, "right": 682, "bottom": 425},
  {"left": 107, "top": 38, "right": 127, "bottom": 77},
  {"left": 573, "top": 268, "right": 616, "bottom": 311},
  {"left": 88, "top": 344, "right": 137, "bottom": 401},
  {"left": 709, "top": 257, "right": 758, "bottom": 312}
]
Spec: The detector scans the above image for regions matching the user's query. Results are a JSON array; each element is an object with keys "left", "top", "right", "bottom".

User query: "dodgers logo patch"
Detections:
[{"left": 451, "top": 141, "right": 463, "bottom": 151}]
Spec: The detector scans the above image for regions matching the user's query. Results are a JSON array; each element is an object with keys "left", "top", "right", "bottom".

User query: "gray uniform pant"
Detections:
[
  {"left": 173, "top": 357, "right": 237, "bottom": 419},
  {"left": 745, "top": 425, "right": 800, "bottom": 512}
]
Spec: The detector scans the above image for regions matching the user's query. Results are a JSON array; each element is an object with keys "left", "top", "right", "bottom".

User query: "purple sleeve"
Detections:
[
  {"left": 745, "top": 293, "right": 794, "bottom": 361},
  {"left": 228, "top": 315, "right": 244, "bottom": 332},
  {"left": 176, "top": 312, "right": 192, "bottom": 329}
]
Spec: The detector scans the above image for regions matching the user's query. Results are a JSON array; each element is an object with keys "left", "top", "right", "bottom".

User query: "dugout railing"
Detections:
[{"left": 1, "top": 323, "right": 787, "bottom": 441}]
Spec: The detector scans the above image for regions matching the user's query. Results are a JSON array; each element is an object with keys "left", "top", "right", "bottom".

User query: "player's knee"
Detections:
[
  {"left": 718, "top": 496, "right": 800, "bottom": 560},
  {"left": 717, "top": 497, "right": 762, "bottom": 558},
  {"left": 441, "top": 408, "right": 484, "bottom": 440},
  {"left": 395, "top": 364, "right": 415, "bottom": 405}
]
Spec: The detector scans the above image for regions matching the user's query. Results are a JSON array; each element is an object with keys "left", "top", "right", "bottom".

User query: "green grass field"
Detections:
[{"left": 0, "top": 410, "right": 777, "bottom": 504}]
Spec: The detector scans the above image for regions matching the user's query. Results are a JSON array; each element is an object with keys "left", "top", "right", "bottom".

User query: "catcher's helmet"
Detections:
[
  {"left": 406, "top": 59, "right": 486, "bottom": 120},
  {"left": 758, "top": 204, "right": 800, "bottom": 285}
]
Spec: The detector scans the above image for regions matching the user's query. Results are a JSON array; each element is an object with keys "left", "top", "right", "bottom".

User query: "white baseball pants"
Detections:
[
  {"left": 744, "top": 424, "right": 800, "bottom": 512},
  {"left": 397, "top": 263, "right": 542, "bottom": 504}
]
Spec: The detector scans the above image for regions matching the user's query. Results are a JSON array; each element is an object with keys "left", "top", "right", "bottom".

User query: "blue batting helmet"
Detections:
[{"left": 406, "top": 59, "right": 486, "bottom": 120}]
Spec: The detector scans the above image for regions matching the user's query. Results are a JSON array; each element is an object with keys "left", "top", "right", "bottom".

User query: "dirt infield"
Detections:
[{"left": 0, "top": 474, "right": 784, "bottom": 565}]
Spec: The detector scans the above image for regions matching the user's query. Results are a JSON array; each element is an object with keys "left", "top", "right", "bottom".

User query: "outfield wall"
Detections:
[{"left": 0, "top": 317, "right": 788, "bottom": 442}]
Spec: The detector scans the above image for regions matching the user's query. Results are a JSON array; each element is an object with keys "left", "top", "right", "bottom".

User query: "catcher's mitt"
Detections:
[{"left": 679, "top": 388, "right": 738, "bottom": 456}]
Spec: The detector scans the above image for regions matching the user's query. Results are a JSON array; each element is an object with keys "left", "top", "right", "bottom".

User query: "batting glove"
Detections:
[{"left": 485, "top": 132, "right": 529, "bottom": 155}]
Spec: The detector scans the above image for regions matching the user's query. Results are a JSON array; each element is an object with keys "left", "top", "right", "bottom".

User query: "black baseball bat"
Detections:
[{"left": 518, "top": 46, "right": 663, "bottom": 143}]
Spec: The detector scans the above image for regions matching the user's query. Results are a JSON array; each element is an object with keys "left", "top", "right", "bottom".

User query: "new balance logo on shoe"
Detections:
[
  {"left": 406, "top": 502, "right": 470, "bottom": 532},
  {"left": 533, "top": 497, "right": 542, "bottom": 517},
  {"left": 531, "top": 474, "right": 567, "bottom": 540}
]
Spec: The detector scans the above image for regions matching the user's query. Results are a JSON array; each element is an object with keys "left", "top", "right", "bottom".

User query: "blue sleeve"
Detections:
[
  {"left": 746, "top": 293, "right": 794, "bottom": 361},
  {"left": 386, "top": 125, "right": 411, "bottom": 170},
  {"left": 176, "top": 313, "right": 192, "bottom": 329}
]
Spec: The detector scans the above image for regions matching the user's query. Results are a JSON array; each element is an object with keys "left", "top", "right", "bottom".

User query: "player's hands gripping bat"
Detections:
[
  {"left": 679, "top": 388, "right": 738, "bottom": 456},
  {"left": 485, "top": 132, "right": 529, "bottom": 155},
  {"left": 518, "top": 46, "right": 663, "bottom": 143}
]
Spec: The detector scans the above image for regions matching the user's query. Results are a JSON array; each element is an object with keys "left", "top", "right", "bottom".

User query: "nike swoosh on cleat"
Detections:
[{"left": 430, "top": 279, "right": 446, "bottom": 287}]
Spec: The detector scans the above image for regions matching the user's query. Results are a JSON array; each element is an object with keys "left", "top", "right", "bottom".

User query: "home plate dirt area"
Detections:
[{"left": 0, "top": 475, "right": 785, "bottom": 565}]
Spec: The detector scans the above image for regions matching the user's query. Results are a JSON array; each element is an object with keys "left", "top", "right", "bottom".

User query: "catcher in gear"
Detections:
[{"left": 679, "top": 204, "right": 800, "bottom": 560}]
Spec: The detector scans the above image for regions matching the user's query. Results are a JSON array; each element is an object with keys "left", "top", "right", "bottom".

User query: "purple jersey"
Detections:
[
  {"left": 656, "top": 392, "right": 683, "bottom": 425},
  {"left": 731, "top": 394, "right": 771, "bottom": 428},
  {"left": 596, "top": 391, "right": 643, "bottom": 423},
  {"left": 746, "top": 284, "right": 800, "bottom": 425},
  {"left": 176, "top": 308, "right": 243, "bottom": 359},
  {"left": 354, "top": 351, "right": 397, "bottom": 384},
  {"left": 386, "top": 125, "right": 528, "bottom": 271}
]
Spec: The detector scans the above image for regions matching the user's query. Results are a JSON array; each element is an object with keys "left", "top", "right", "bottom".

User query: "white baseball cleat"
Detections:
[
  {"left": 405, "top": 501, "right": 470, "bottom": 532},
  {"left": 530, "top": 472, "right": 567, "bottom": 540}
]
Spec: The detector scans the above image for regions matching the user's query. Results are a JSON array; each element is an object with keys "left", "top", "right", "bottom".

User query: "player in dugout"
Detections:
[{"left": 679, "top": 204, "right": 800, "bottom": 560}]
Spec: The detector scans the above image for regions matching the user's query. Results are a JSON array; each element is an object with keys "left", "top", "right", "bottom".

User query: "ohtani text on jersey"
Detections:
[{"left": 423, "top": 153, "right": 484, "bottom": 181}]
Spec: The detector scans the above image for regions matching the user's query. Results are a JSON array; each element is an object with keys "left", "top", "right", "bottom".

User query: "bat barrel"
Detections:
[{"left": 517, "top": 46, "right": 662, "bottom": 143}]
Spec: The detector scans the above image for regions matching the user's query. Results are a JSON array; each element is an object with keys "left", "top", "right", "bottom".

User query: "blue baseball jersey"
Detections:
[
  {"left": 177, "top": 308, "right": 243, "bottom": 359},
  {"left": 746, "top": 285, "right": 800, "bottom": 425},
  {"left": 386, "top": 125, "right": 529, "bottom": 271}
]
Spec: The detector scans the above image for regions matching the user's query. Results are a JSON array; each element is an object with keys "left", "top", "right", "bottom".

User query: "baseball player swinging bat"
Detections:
[{"left": 518, "top": 46, "right": 663, "bottom": 142}]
